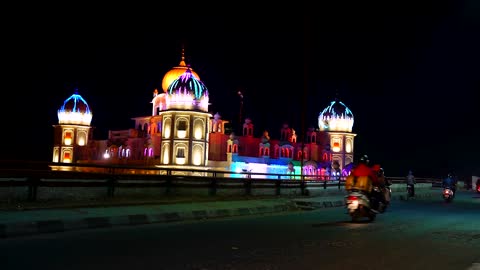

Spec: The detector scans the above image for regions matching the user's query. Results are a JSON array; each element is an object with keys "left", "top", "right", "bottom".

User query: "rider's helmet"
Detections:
[{"left": 359, "top": 154, "right": 369, "bottom": 165}]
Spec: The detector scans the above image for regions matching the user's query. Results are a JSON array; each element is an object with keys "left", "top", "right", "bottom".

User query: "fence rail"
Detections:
[{"left": 0, "top": 161, "right": 442, "bottom": 202}]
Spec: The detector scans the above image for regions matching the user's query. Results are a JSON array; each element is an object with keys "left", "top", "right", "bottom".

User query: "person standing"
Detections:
[
  {"left": 406, "top": 170, "right": 416, "bottom": 197},
  {"left": 287, "top": 161, "right": 295, "bottom": 179}
]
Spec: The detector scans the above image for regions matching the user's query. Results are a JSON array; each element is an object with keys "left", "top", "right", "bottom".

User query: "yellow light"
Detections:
[
  {"left": 64, "top": 132, "right": 72, "bottom": 145},
  {"left": 346, "top": 142, "right": 352, "bottom": 153},
  {"left": 332, "top": 142, "right": 341, "bottom": 152},
  {"left": 176, "top": 157, "right": 185, "bottom": 165},
  {"left": 164, "top": 126, "right": 171, "bottom": 139},
  {"left": 163, "top": 149, "right": 169, "bottom": 164},
  {"left": 78, "top": 137, "right": 85, "bottom": 146},
  {"left": 177, "top": 130, "right": 187, "bottom": 138},
  {"left": 194, "top": 127, "right": 202, "bottom": 139},
  {"left": 63, "top": 152, "right": 71, "bottom": 163},
  {"left": 193, "top": 152, "right": 201, "bottom": 165}
]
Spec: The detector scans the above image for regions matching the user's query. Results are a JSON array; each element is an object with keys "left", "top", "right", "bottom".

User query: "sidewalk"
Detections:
[{"left": 0, "top": 189, "right": 438, "bottom": 239}]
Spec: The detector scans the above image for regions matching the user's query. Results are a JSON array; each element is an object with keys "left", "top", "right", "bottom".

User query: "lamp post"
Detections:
[
  {"left": 301, "top": 15, "right": 311, "bottom": 195},
  {"left": 238, "top": 90, "right": 244, "bottom": 133}
]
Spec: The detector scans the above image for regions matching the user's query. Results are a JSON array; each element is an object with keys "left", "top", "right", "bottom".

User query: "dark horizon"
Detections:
[{"left": 5, "top": 2, "right": 480, "bottom": 179}]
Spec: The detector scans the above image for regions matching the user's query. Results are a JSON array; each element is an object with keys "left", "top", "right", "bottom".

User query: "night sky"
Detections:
[{"left": 6, "top": 2, "right": 480, "bottom": 179}]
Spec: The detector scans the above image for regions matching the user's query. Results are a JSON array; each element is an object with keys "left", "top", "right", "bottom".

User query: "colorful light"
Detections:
[
  {"left": 332, "top": 142, "right": 341, "bottom": 152},
  {"left": 318, "top": 100, "right": 354, "bottom": 132},
  {"left": 58, "top": 92, "right": 92, "bottom": 126}
]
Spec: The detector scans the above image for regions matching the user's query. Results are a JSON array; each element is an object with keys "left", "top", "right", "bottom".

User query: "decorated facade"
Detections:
[{"left": 52, "top": 48, "right": 357, "bottom": 179}]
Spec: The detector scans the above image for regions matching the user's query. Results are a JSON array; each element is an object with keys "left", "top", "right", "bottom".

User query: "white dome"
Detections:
[
  {"left": 318, "top": 99, "right": 354, "bottom": 132},
  {"left": 57, "top": 91, "right": 92, "bottom": 126}
]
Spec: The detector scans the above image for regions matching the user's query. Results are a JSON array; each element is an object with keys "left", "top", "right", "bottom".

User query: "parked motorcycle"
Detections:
[{"left": 442, "top": 187, "right": 455, "bottom": 202}]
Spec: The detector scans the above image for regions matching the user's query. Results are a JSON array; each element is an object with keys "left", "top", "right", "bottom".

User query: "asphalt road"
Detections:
[{"left": 2, "top": 190, "right": 479, "bottom": 270}]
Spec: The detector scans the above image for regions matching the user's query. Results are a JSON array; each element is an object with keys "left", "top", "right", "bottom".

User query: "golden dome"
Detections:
[{"left": 161, "top": 48, "right": 200, "bottom": 92}]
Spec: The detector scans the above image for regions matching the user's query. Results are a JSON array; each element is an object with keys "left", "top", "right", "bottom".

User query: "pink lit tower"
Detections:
[
  {"left": 318, "top": 99, "right": 356, "bottom": 170},
  {"left": 158, "top": 67, "right": 211, "bottom": 167},
  {"left": 52, "top": 90, "right": 93, "bottom": 163}
]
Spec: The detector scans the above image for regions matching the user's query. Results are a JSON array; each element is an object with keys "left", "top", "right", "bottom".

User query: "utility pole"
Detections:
[
  {"left": 301, "top": 14, "right": 311, "bottom": 195},
  {"left": 238, "top": 89, "right": 244, "bottom": 134}
]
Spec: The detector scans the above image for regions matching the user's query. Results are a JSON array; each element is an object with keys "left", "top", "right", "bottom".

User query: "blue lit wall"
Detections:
[{"left": 228, "top": 162, "right": 301, "bottom": 180}]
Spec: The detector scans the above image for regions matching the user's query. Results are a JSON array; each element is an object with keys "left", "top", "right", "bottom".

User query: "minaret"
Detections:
[
  {"left": 318, "top": 98, "right": 356, "bottom": 169},
  {"left": 52, "top": 90, "right": 93, "bottom": 163},
  {"left": 159, "top": 68, "right": 211, "bottom": 167}
]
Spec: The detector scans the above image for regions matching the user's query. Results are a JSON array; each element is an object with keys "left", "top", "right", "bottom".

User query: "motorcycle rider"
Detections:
[
  {"left": 406, "top": 170, "right": 416, "bottom": 197},
  {"left": 351, "top": 155, "right": 376, "bottom": 179},
  {"left": 377, "top": 167, "right": 391, "bottom": 206},
  {"left": 350, "top": 155, "right": 385, "bottom": 212},
  {"left": 442, "top": 173, "right": 457, "bottom": 194},
  {"left": 371, "top": 165, "right": 388, "bottom": 210}
]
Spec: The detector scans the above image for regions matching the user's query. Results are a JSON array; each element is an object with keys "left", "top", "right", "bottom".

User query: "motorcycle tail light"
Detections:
[{"left": 347, "top": 196, "right": 358, "bottom": 201}]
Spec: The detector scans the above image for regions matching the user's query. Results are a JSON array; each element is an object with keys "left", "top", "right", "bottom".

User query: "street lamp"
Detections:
[{"left": 238, "top": 90, "right": 244, "bottom": 132}]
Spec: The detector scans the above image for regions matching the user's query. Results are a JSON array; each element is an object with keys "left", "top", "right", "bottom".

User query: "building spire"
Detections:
[{"left": 179, "top": 44, "right": 186, "bottom": 67}]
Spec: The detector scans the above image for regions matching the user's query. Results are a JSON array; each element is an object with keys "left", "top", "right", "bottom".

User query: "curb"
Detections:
[
  {"left": 0, "top": 192, "right": 438, "bottom": 239},
  {"left": 0, "top": 202, "right": 295, "bottom": 239},
  {"left": 294, "top": 200, "right": 345, "bottom": 210},
  {"left": 293, "top": 192, "right": 436, "bottom": 210}
]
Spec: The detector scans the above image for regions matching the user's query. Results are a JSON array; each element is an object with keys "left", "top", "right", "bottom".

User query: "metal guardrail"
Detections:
[{"left": 0, "top": 160, "right": 442, "bottom": 202}]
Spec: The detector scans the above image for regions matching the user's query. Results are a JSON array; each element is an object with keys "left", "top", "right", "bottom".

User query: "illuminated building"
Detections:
[
  {"left": 52, "top": 90, "right": 93, "bottom": 164},
  {"left": 318, "top": 100, "right": 357, "bottom": 171},
  {"left": 52, "top": 48, "right": 357, "bottom": 178}
]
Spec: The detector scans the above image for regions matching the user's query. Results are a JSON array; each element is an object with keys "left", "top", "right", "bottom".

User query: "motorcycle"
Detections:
[
  {"left": 344, "top": 189, "right": 379, "bottom": 222},
  {"left": 442, "top": 187, "right": 455, "bottom": 202},
  {"left": 384, "top": 184, "right": 392, "bottom": 209},
  {"left": 372, "top": 186, "right": 389, "bottom": 213}
]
